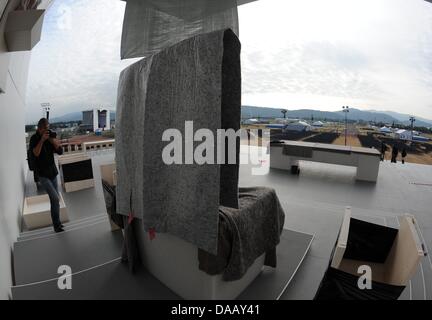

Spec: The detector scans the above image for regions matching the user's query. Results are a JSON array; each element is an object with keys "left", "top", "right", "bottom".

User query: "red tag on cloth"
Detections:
[
  {"left": 128, "top": 212, "right": 134, "bottom": 225},
  {"left": 149, "top": 228, "right": 156, "bottom": 241}
]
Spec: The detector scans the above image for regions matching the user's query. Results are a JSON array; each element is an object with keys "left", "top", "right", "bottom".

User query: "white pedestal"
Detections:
[
  {"left": 356, "top": 154, "right": 380, "bottom": 182},
  {"left": 58, "top": 153, "right": 95, "bottom": 193},
  {"left": 138, "top": 230, "right": 265, "bottom": 300},
  {"left": 23, "top": 194, "right": 69, "bottom": 230}
]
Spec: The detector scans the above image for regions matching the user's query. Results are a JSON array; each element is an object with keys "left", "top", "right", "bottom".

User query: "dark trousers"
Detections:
[
  {"left": 39, "top": 176, "right": 62, "bottom": 229},
  {"left": 33, "top": 170, "right": 40, "bottom": 183},
  {"left": 391, "top": 155, "right": 397, "bottom": 163}
]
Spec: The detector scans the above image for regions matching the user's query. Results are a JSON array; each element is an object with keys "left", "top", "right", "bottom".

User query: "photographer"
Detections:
[{"left": 29, "top": 118, "right": 65, "bottom": 233}]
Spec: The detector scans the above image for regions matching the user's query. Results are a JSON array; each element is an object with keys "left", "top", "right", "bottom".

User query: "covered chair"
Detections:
[{"left": 112, "top": 28, "right": 286, "bottom": 299}]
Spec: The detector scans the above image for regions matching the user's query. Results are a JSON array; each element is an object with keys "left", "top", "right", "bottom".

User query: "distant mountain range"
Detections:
[
  {"left": 47, "top": 107, "right": 432, "bottom": 128},
  {"left": 241, "top": 106, "right": 432, "bottom": 127}
]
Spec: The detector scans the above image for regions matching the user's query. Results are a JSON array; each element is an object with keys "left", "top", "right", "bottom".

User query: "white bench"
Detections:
[{"left": 270, "top": 140, "right": 381, "bottom": 182}]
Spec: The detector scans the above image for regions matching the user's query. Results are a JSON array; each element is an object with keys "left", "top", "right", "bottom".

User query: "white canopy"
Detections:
[{"left": 285, "top": 121, "right": 311, "bottom": 132}]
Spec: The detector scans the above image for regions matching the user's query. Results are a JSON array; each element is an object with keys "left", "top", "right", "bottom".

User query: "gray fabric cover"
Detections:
[
  {"left": 198, "top": 187, "right": 286, "bottom": 281},
  {"left": 121, "top": 0, "right": 239, "bottom": 59},
  {"left": 101, "top": 179, "right": 140, "bottom": 273},
  {"left": 121, "top": 216, "right": 141, "bottom": 273},
  {"left": 116, "top": 29, "right": 241, "bottom": 255}
]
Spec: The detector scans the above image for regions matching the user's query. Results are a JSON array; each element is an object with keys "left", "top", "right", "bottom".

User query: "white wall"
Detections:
[
  {"left": 0, "top": 0, "right": 32, "bottom": 300},
  {"left": 0, "top": 54, "right": 30, "bottom": 301}
]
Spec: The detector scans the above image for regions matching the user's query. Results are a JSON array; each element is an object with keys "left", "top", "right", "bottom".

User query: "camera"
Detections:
[{"left": 48, "top": 130, "right": 57, "bottom": 139}]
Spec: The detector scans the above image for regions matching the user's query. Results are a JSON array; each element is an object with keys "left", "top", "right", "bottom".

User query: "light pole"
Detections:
[
  {"left": 342, "top": 106, "right": 349, "bottom": 146},
  {"left": 409, "top": 116, "right": 416, "bottom": 141},
  {"left": 41, "top": 102, "right": 51, "bottom": 121}
]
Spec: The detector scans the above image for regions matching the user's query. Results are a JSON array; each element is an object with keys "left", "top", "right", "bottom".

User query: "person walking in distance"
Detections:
[
  {"left": 391, "top": 145, "right": 399, "bottom": 164},
  {"left": 29, "top": 118, "right": 65, "bottom": 232},
  {"left": 401, "top": 148, "right": 407, "bottom": 164},
  {"left": 380, "top": 142, "right": 387, "bottom": 161}
]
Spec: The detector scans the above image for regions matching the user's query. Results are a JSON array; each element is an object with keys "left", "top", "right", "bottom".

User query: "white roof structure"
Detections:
[
  {"left": 285, "top": 121, "right": 312, "bottom": 132},
  {"left": 243, "top": 118, "right": 259, "bottom": 124},
  {"left": 395, "top": 129, "right": 413, "bottom": 141},
  {"left": 380, "top": 126, "right": 392, "bottom": 133},
  {"left": 298, "top": 121, "right": 311, "bottom": 126}
]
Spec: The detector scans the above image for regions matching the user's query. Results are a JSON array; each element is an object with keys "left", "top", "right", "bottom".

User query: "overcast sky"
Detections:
[{"left": 26, "top": 0, "right": 432, "bottom": 123}]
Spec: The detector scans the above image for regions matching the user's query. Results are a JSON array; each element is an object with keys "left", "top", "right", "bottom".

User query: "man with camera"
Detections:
[{"left": 29, "top": 118, "right": 65, "bottom": 233}]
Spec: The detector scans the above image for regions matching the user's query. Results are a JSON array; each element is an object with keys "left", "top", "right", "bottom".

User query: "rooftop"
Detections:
[{"left": 20, "top": 146, "right": 432, "bottom": 300}]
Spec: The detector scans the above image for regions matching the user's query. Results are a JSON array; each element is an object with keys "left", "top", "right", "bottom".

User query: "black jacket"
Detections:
[{"left": 29, "top": 133, "right": 63, "bottom": 179}]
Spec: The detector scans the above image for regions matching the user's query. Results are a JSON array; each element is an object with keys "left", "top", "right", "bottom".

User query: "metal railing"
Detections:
[{"left": 61, "top": 139, "right": 115, "bottom": 155}]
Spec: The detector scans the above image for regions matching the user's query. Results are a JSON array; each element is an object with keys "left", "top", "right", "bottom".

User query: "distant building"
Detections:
[
  {"left": 243, "top": 118, "right": 259, "bottom": 125},
  {"left": 394, "top": 129, "right": 430, "bottom": 142},
  {"left": 380, "top": 126, "right": 392, "bottom": 134},
  {"left": 284, "top": 121, "right": 312, "bottom": 132},
  {"left": 395, "top": 129, "right": 412, "bottom": 141},
  {"left": 81, "top": 109, "right": 111, "bottom": 132}
]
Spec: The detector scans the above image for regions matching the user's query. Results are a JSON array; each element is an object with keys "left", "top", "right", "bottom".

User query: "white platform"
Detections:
[{"left": 23, "top": 194, "right": 69, "bottom": 230}]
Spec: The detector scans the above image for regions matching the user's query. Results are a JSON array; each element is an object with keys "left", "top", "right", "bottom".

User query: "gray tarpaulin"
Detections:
[
  {"left": 116, "top": 29, "right": 241, "bottom": 255},
  {"left": 120, "top": 0, "right": 256, "bottom": 59},
  {"left": 198, "top": 187, "right": 286, "bottom": 281}
]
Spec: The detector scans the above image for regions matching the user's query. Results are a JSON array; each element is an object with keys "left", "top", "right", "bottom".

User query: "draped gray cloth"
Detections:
[
  {"left": 198, "top": 187, "right": 286, "bottom": 281},
  {"left": 120, "top": 0, "right": 243, "bottom": 59},
  {"left": 116, "top": 29, "right": 241, "bottom": 255}
]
